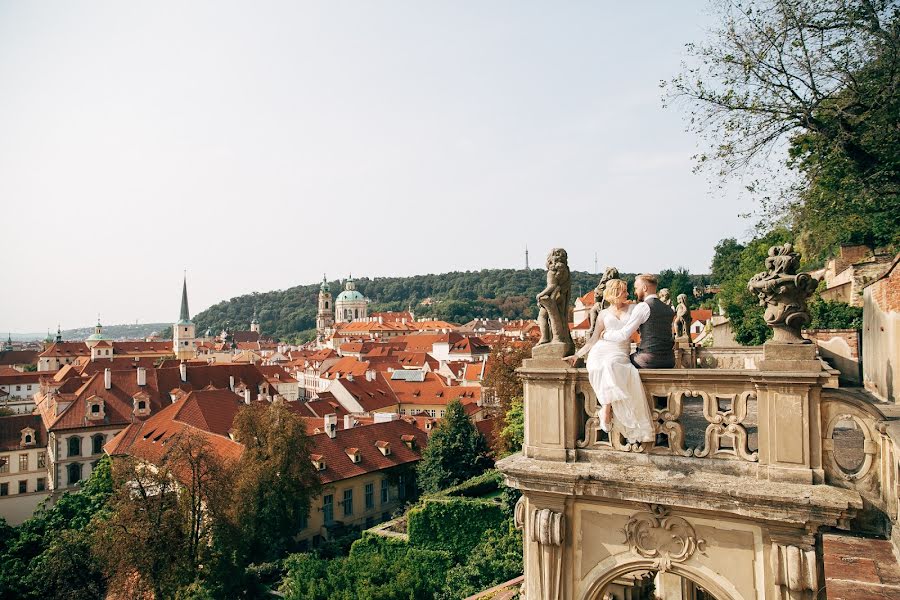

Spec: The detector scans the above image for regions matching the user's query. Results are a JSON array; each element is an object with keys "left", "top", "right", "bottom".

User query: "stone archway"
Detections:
[{"left": 578, "top": 557, "right": 744, "bottom": 600}]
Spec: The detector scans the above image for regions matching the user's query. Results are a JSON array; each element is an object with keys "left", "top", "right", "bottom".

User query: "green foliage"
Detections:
[
  {"left": 278, "top": 543, "right": 453, "bottom": 600},
  {"left": 0, "top": 456, "right": 113, "bottom": 600},
  {"left": 227, "top": 402, "right": 322, "bottom": 563},
  {"left": 194, "top": 269, "right": 710, "bottom": 341},
  {"left": 669, "top": 0, "right": 899, "bottom": 263},
  {"left": 499, "top": 397, "right": 524, "bottom": 455},
  {"left": 174, "top": 581, "right": 216, "bottom": 600},
  {"left": 407, "top": 498, "right": 507, "bottom": 561},
  {"left": 433, "top": 469, "right": 502, "bottom": 498},
  {"left": 436, "top": 522, "right": 523, "bottom": 600},
  {"left": 416, "top": 399, "right": 492, "bottom": 494},
  {"left": 714, "top": 228, "right": 794, "bottom": 345},
  {"left": 808, "top": 298, "right": 864, "bottom": 330},
  {"left": 658, "top": 267, "right": 703, "bottom": 307}
]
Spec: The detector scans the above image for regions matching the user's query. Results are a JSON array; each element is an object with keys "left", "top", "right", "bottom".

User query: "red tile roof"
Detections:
[{"left": 0, "top": 414, "right": 46, "bottom": 451}]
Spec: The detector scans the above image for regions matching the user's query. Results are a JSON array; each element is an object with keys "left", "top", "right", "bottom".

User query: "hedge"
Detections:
[
  {"left": 432, "top": 469, "right": 502, "bottom": 499},
  {"left": 407, "top": 497, "right": 507, "bottom": 560}
]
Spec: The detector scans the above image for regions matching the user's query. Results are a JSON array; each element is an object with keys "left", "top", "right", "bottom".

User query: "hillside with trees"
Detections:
[{"left": 193, "top": 268, "right": 711, "bottom": 343}]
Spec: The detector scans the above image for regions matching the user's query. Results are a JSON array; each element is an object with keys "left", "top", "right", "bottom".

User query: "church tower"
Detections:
[
  {"left": 250, "top": 308, "right": 261, "bottom": 334},
  {"left": 316, "top": 275, "right": 334, "bottom": 339},
  {"left": 173, "top": 275, "right": 197, "bottom": 360},
  {"left": 334, "top": 275, "right": 368, "bottom": 324}
]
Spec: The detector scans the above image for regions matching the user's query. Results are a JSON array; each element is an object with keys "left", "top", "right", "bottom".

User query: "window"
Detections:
[
  {"left": 381, "top": 479, "right": 389, "bottom": 504},
  {"left": 0, "top": 483, "right": 7, "bottom": 496},
  {"left": 36, "top": 478, "right": 45, "bottom": 492},
  {"left": 18, "top": 481, "right": 26, "bottom": 494},
  {"left": 299, "top": 509, "right": 308, "bottom": 530},
  {"left": 37, "top": 452, "right": 46, "bottom": 469},
  {"left": 18, "top": 454, "right": 28, "bottom": 472},
  {"left": 398, "top": 475, "right": 407, "bottom": 501},
  {"left": 15, "top": 386, "right": 20, "bottom": 392},
  {"left": 92, "top": 434, "right": 105, "bottom": 455},
  {"left": 343, "top": 488, "right": 353, "bottom": 516},
  {"left": 0, "top": 456, "right": 8, "bottom": 473},
  {"left": 68, "top": 437, "right": 81, "bottom": 457},
  {"left": 365, "top": 482, "right": 374, "bottom": 510},
  {"left": 323, "top": 494, "right": 334, "bottom": 524},
  {"left": 26, "top": 385, "right": 32, "bottom": 391},
  {"left": 67, "top": 462, "right": 82, "bottom": 485}
]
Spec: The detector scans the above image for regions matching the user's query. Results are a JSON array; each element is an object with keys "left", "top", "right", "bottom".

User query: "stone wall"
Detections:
[
  {"left": 803, "top": 329, "right": 861, "bottom": 385},
  {"left": 863, "top": 256, "right": 900, "bottom": 403}
]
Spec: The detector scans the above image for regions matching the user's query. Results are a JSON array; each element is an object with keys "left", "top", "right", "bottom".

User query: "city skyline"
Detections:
[{"left": 1, "top": 1, "right": 755, "bottom": 332}]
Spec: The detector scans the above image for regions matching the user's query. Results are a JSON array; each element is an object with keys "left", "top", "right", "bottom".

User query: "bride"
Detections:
[{"left": 565, "top": 279, "right": 654, "bottom": 443}]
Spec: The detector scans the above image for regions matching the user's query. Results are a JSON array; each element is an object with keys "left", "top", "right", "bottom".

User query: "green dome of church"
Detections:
[{"left": 336, "top": 289, "right": 365, "bottom": 302}]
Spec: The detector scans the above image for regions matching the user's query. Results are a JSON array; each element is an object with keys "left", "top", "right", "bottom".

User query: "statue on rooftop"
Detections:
[
  {"left": 588, "top": 266, "right": 620, "bottom": 337},
  {"left": 747, "top": 243, "right": 819, "bottom": 343},
  {"left": 534, "top": 248, "right": 575, "bottom": 358}
]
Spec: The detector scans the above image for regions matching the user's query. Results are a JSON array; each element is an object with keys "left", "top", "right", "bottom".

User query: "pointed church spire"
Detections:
[{"left": 179, "top": 274, "right": 191, "bottom": 323}]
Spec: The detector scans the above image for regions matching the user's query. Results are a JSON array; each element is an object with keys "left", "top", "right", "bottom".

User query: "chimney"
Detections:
[
  {"left": 136, "top": 367, "right": 146, "bottom": 387},
  {"left": 229, "top": 375, "right": 235, "bottom": 391},
  {"left": 366, "top": 370, "right": 375, "bottom": 381},
  {"left": 324, "top": 414, "right": 337, "bottom": 438},
  {"left": 243, "top": 388, "right": 251, "bottom": 405},
  {"left": 344, "top": 414, "right": 354, "bottom": 429},
  {"left": 347, "top": 373, "right": 354, "bottom": 382},
  {"left": 104, "top": 368, "right": 112, "bottom": 390},
  {"left": 179, "top": 361, "right": 187, "bottom": 382}
]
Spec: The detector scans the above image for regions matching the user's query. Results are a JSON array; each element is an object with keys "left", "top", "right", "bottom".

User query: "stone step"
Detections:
[{"left": 824, "top": 533, "right": 900, "bottom": 599}]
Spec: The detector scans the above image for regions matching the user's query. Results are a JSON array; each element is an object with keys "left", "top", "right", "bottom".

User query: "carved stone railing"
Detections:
[{"left": 575, "top": 370, "right": 759, "bottom": 464}]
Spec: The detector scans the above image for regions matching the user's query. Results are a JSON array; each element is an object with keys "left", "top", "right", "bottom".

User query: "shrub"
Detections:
[{"left": 407, "top": 498, "right": 506, "bottom": 560}]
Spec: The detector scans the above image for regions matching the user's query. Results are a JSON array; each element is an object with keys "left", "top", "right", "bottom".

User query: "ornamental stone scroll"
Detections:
[
  {"left": 529, "top": 507, "right": 566, "bottom": 600},
  {"left": 771, "top": 543, "right": 819, "bottom": 599},
  {"left": 623, "top": 504, "right": 706, "bottom": 572}
]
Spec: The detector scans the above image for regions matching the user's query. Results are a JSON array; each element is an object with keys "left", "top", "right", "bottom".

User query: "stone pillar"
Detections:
[
  {"left": 770, "top": 542, "right": 819, "bottom": 600},
  {"left": 520, "top": 358, "right": 579, "bottom": 462},
  {"left": 754, "top": 344, "right": 827, "bottom": 484}
]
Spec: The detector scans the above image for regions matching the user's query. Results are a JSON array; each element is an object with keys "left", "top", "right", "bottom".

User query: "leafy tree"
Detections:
[
  {"left": 498, "top": 397, "right": 524, "bottom": 456},
  {"left": 668, "top": 0, "right": 900, "bottom": 261},
  {"left": 710, "top": 238, "right": 745, "bottom": 285},
  {"left": 657, "top": 267, "right": 695, "bottom": 305},
  {"left": 482, "top": 336, "right": 533, "bottom": 454},
  {"left": 714, "top": 228, "right": 794, "bottom": 345},
  {"left": 226, "top": 401, "right": 321, "bottom": 563},
  {"left": 809, "top": 297, "right": 864, "bottom": 330},
  {"left": 436, "top": 523, "right": 523, "bottom": 600},
  {"left": 417, "top": 399, "right": 492, "bottom": 494}
]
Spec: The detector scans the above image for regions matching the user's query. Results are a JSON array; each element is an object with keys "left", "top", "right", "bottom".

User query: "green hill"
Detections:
[{"left": 194, "top": 268, "right": 710, "bottom": 343}]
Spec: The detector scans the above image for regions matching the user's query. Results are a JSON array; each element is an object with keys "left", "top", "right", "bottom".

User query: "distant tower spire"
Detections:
[
  {"left": 594, "top": 252, "right": 598, "bottom": 274},
  {"left": 179, "top": 274, "right": 191, "bottom": 323},
  {"left": 525, "top": 245, "right": 530, "bottom": 270},
  {"left": 56, "top": 324, "right": 62, "bottom": 343}
]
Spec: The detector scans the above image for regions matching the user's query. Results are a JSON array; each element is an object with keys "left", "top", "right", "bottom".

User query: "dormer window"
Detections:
[
  {"left": 375, "top": 441, "right": 391, "bottom": 456},
  {"left": 86, "top": 397, "right": 105, "bottom": 421},
  {"left": 20, "top": 428, "right": 35, "bottom": 447},
  {"left": 133, "top": 393, "right": 151, "bottom": 417},
  {"left": 311, "top": 454, "right": 326, "bottom": 471},
  {"left": 401, "top": 434, "right": 416, "bottom": 450},
  {"left": 345, "top": 448, "right": 361, "bottom": 463}
]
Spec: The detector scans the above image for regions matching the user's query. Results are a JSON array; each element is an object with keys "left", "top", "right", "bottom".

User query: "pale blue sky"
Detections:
[{"left": 0, "top": 1, "right": 753, "bottom": 333}]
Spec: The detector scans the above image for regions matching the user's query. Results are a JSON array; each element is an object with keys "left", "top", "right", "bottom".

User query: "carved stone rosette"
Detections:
[
  {"left": 747, "top": 243, "right": 819, "bottom": 344},
  {"left": 624, "top": 505, "right": 706, "bottom": 572},
  {"left": 771, "top": 543, "right": 818, "bottom": 599},
  {"left": 529, "top": 508, "right": 566, "bottom": 600}
]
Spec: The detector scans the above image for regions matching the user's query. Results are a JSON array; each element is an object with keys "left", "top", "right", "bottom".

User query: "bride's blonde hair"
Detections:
[{"left": 602, "top": 279, "right": 628, "bottom": 304}]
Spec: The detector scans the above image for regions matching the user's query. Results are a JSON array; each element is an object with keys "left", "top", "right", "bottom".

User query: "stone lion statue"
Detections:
[
  {"left": 535, "top": 248, "right": 575, "bottom": 356},
  {"left": 674, "top": 293, "right": 692, "bottom": 339}
]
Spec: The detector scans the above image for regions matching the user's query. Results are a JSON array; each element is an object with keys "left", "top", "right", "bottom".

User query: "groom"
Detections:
[{"left": 600, "top": 274, "right": 675, "bottom": 369}]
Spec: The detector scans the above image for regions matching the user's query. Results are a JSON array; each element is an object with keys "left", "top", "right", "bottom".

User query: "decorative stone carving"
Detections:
[
  {"left": 588, "top": 266, "right": 621, "bottom": 337},
  {"left": 747, "top": 243, "right": 819, "bottom": 343},
  {"left": 534, "top": 248, "right": 575, "bottom": 358},
  {"left": 514, "top": 496, "right": 526, "bottom": 530},
  {"left": 529, "top": 508, "right": 565, "bottom": 600},
  {"left": 674, "top": 293, "right": 692, "bottom": 339},
  {"left": 624, "top": 505, "right": 705, "bottom": 572},
  {"left": 771, "top": 543, "right": 818, "bottom": 599},
  {"left": 658, "top": 287, "right": 672, "bottom": 306}
]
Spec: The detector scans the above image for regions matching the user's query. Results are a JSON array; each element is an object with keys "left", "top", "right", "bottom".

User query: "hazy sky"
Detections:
[{"left": 0, "top": 1, "right": 754, "bottom": 333}]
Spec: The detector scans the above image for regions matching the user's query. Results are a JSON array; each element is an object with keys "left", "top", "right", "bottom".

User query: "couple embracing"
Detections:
[{"left": 564, "top": 274, "right": 675, "bottom": 444}]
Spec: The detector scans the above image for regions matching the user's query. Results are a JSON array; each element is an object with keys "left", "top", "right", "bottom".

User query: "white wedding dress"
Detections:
[{"left": 581, "top": 306, "right": 654, "bottom": 443}]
